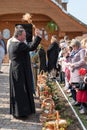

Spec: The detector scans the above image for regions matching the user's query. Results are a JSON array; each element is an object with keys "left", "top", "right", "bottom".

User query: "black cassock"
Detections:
[{"left": 9, "top": 36, "right": 41, "bottom": 117}]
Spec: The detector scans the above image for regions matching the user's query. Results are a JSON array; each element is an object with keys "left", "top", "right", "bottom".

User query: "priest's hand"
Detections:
[{"left": 35, "top": 28, "right": 42, "bottom": 38}]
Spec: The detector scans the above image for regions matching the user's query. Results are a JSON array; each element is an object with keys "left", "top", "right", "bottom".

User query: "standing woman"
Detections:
[
  {"left": 69, "top": 39, "right": 86, "bottom": 105},
  {"left": 38, "top": 44, "right": 47, "bottom": 72},
  {"left": 8, "top": 28, "right": 41, "bottom": 119},
  {"left": 76, "top": 38, "right": 87, "bottom": 114},
  {"left": 47, "top": 35, "right": 60, "bottom": 75}
]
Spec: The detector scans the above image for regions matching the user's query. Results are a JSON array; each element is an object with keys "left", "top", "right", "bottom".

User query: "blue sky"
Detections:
[{"left": 67, "top": 0, "right": 87, "bottom": 25}]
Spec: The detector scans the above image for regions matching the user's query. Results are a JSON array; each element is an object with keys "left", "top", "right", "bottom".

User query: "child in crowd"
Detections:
[
  {"left": 76, "top": 68, "right": 87, "bottom": 114},
  {"left": 58, "top": 47, "right": 71, "bottom": 89}
]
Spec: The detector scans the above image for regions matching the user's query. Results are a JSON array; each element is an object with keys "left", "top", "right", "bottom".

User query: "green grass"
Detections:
[
  {"left": 74, "top": 106, "right": 87, "bottom": 128},
  {"left": 59, "top": 82, "right": 87, "bottom": 129}
]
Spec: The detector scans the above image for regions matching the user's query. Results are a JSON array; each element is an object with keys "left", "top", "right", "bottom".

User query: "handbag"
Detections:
[{"left": 79, "top": 82, "right": 87, "bottom": 90}]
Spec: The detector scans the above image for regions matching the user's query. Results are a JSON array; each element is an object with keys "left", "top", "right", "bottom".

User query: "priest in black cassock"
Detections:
[{"left": 8, "top": 27, "right": 41, "bottom": 119}]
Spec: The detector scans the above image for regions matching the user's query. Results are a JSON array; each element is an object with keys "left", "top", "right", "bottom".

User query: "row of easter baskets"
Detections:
[{"left": 37, "top": 71, "right": 68, "bottom": 130}]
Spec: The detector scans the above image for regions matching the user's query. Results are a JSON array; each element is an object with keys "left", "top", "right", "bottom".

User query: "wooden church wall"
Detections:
[{"left": 0, "top": 13, "right": 85, "bottom": 63}]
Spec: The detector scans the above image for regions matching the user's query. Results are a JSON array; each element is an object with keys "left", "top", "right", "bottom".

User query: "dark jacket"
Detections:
[
  {"left": 47, "top": 42, "right": 60, "bottom": 72},
  {"left": 38, "top": 48, "right": 47, "bottom": 72}
]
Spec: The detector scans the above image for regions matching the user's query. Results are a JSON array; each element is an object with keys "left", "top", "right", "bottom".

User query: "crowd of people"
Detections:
[
  {"left": 57, "top": 36, "right": 87, "bottom": 115},
  {"left": 30, "top": 34, "right": 87, "bottom": 115},
  {"left": 0, "top": 23, "right": 87, "bottom": 119}
]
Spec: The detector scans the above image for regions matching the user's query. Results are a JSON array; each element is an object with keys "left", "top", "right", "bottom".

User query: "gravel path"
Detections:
[{"left": 0, "top": 64, "right": 42, "bottom": 130}]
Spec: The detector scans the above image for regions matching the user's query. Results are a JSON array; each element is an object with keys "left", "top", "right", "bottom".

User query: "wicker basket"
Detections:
[
  {"left": 41, "top": 98, "right": 55, "bottom": 113},
  {"left": 40, "top": 98, "right": 56, "bottom": 123}
]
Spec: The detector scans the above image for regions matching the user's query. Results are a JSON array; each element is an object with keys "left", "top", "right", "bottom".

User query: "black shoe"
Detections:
[
  {"left": 74, "top": 101, "right": 81, "bottom": 106},
  {"left": 0, "top": 71, "right": 3, "bottom": 73},
  {"left": 78, "top": 105, "right": 83, "bottom": 110}
]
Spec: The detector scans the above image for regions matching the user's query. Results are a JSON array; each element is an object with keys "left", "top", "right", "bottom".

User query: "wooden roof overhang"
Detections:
[{"left": 0, "top": 0, "right": 87, "bottom": 33}]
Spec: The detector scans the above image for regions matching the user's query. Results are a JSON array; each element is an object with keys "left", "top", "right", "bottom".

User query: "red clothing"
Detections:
[
  {"left": 65, "top": 67, "right": 70, "bottom": 81},
  {"left": 76, "top": 90, "right": 87, "bottom": 103}
]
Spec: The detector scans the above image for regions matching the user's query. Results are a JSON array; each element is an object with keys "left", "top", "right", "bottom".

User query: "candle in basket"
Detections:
[{"left": 56, "top": 111, "right": 60, "bottom": 120}]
